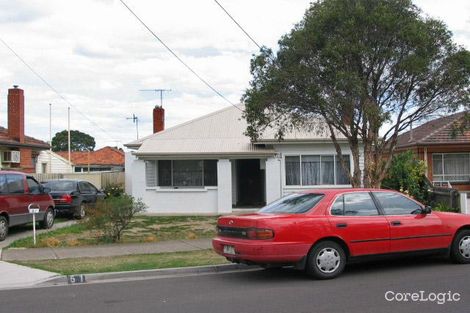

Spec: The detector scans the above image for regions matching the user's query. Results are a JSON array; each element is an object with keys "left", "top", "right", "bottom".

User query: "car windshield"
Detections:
[
  {"left": 259, "top": 193, "right": 324, "bottom": 214},
  {"left": 44, "top": 181, "right": 76, "bottom": 192}
]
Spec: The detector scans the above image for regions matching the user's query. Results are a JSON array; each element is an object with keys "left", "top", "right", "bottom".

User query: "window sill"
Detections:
[{"left": 146, "top": 187, "right": 218, "bottom": 193}]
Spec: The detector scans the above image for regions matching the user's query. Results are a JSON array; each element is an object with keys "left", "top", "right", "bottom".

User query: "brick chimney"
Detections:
[
  {"left": 7, "top": 85, "right": 25, "bottom": 143},
  {"left": 153, "top": 105, "right": 164, "bottom": 133}
]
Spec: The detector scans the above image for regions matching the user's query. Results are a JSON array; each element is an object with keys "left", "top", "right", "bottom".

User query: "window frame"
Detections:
[
  {"left": 432, "top": 152, "right": 470, "bottom": 183},
  {"left": 146, "top": 160, "right": 218, "bottom": 188},
  {"left": 284, "top": 154, "right": 351, "bottom": 187}
]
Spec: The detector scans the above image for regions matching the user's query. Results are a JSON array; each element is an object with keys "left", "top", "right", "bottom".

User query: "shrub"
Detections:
[
  {"left": 432, "top": 202, "right": 460, "bottom": 213},
  {"left": 85, "top": 195, "right": 147, "bottom": 243},
  {"left": 103, "top": 183, "right": 125, "bottom": 198},
  {"left": 382, "top": 151, "right": 429, "bottom": 203}
]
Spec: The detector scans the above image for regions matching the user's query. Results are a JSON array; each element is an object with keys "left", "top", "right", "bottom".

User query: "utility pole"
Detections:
[
  {"left": 140, "top": 89, "right": 171, "bottom": 107},
  {"left": 67, "top": 107, "right": 71, "bottom": 164},
  {"left": 49, "top": 103, "right": 52, "bottom": 173},
  {"left": 126, "top": 114, "right": 139, "bottom": 139}
]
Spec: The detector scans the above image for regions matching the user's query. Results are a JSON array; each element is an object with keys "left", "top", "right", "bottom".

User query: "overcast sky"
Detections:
[{"left": 0, "top": 0, "right": 469, "bottom": 149}]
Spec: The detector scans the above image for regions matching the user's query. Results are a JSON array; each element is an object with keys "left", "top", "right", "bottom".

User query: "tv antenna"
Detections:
[
  {"left": 126, "top": 113, "right": 139, "bottom": 139},
  {"left": 140, "top": 89, "right": 172, "bottom": 107}
]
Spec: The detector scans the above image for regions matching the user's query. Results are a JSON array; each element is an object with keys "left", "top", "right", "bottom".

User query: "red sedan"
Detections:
[{"left": 213, "top": 189, "right": 470, "bottom": 279}]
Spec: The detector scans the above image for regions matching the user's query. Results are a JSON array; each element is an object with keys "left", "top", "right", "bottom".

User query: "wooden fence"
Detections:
[{"left": 33, "top": 171, "right": 125, "bottom": 189}]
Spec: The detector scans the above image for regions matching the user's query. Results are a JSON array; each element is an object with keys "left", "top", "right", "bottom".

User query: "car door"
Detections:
[
  {"left": 372, "top": 191, "right": 451, "bottom": 253},
  {"left": 5, "top": 174, "right": 31, "bottom": 226},
  {"left": 26, "top": 176, "right": 50, "bottom": 219},
  {"left": 78, "top": 181, "right": 94, "bottom": 204},
  {"left": 85, "top": 182, "right": 100, "bottom": 205},
  {"left": 328, "top": 192, "right": 390, "bottom": 256}
]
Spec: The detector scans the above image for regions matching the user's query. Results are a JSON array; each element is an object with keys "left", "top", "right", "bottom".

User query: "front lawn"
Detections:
[
  {"left": 14, "top": 249, "right": 228, "bottom": 275},
  {"left": 8, "top": 216, "right": 218, "bottom": 248}
]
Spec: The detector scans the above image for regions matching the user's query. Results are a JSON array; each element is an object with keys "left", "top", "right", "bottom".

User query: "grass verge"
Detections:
[
  {"left": 8, "top": 216, "right": 218, "bottom": 248},
  {"left": 14, "top": 249, "right": 228, "bottom": 275}
]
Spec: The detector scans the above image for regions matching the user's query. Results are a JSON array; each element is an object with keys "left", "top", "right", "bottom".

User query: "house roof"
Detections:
[
  {"left": 56, "top": 146, "right": 124, "bottom": 166},
  {"left": 0, "top": 126, "right": 49, "bottom": 149},
  {"left": 396, "top": 112, "right": 470, "bottom": 148},
  {"left": 127, "top": 104, "right": 343, "bottom": 157}
]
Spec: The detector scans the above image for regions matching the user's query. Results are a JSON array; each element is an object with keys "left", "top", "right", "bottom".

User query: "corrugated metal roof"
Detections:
[
  {"left": 131, "top": 104, "right": 339, "bottom": 157},
  {"left": 134, "top": 105, "right": 275, "bottom": 157}
]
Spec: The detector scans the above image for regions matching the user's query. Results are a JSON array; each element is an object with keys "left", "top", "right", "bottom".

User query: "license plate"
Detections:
[{"left": 223, "top": 245, "right": 236, "bottom": 255}]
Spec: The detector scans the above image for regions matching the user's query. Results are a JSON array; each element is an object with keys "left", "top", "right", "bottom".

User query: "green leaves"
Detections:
[
  {"left": 243, "top": 0, "right": 470, "bottom": 187},
  {"left": 51, "top": 130, "right": 96, "bottom": 152}
]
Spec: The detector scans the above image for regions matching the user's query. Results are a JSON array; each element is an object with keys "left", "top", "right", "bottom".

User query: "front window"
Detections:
[
  {"left": 373, "top": 192, "right": 422, "bottom": 215},
  {"left": 146, "top": 160, "right": 218, "bottom": 188},
  {"left": 433, "top": 153, "right": 470, "bottom": 182},
  {"left": 259, "top": 193, "right": 324, "bottom": 214},
  {"left": 285, "top": 154, "right": 350, "bottom": 186}
]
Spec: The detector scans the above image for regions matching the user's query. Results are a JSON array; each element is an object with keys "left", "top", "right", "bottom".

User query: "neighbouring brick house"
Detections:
[
  {"left": 396, "top": 112, "right": 470, "bottom": 192},
  {"left": 53, "top": 146, "right": 125, "bottom": 172},
  {"left": 0, "top": 86, "right": 49, "bottom": 173}
]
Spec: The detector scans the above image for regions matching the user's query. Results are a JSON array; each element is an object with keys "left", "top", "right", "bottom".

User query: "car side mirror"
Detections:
[
  {"left": 43, "top": 187, "right": 51, "bottom": 194},
  {"left": 422, "top": 206, "right": 432, "bottom": 214}
]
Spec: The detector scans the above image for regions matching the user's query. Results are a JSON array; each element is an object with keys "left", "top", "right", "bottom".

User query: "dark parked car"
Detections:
[
  {"left": 0, "top": 171, "right": 55, "bottom": 241},
  {"left": 43, "top": 180, "right": 105, "bottom": 219}
]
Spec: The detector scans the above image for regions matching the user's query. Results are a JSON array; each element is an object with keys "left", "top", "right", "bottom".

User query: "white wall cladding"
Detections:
[{"left": 36, "top": 151, "right": 72, "bottom": 173}]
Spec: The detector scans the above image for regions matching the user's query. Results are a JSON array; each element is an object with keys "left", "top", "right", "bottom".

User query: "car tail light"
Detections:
[
  {"left": 246, "top": 228, "right": 274, "bottom": 240},
  {"left": 61, "top": 194, "right": 73, "bottom": 204}
]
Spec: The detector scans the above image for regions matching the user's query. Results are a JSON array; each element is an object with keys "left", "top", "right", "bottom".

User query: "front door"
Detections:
[
  {"left": 236, "top": 159, "right": 265, "bottom": 207},
  {"left": 328, "top": 192, "right": 390, "bottom": 256},
  {"left": 372, "top": 191, "right": 451, "bottom": 252}
]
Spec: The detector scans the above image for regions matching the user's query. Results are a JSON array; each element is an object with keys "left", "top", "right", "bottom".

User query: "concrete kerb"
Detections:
[{"left": 40, "top": 263, "right": 259, "bottom": 287}]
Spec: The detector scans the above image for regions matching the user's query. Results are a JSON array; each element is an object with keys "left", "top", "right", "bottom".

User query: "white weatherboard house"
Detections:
[{"left": 125, "top": 105, "right": 364, "bottom": 214}]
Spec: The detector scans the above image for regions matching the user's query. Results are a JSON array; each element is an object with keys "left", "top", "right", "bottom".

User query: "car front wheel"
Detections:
[
  {"left": 0, "top": 216, "right": 8, "bottom": 241},
  {"left": 41, "top": 208, "right": 55, "bottom": 229},
  {"left": 451, "top": 230, "right": 470, "bottom": 264},
  {"left": 306, "top": 241, "right": 346, "bottom": 279}
]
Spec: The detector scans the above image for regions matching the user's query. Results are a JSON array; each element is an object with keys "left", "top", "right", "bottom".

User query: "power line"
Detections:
[
  {"left": 214, "top": 0, "right": 262, "bottom": 50},
  {"left": 118, "top": 0, "right": 242, "bottom": 111},
  {"left": 0, "top": 37, "right": 119, "bottom": 143}
]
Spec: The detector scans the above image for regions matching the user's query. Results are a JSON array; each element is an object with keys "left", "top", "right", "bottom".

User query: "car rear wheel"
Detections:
[
  {"left": 306, "top": 241, "right": 346, "bottom": 279},
  {"left": 451, "top": 230, "right": 470, "bottom": 264},
  {"left": 0, "top": 216, "right": 8, "bottom": 241},
  {"left": 75, "top": 203, "right": 86, "bottom": 220},
  {"left": 41, "top": 208, "right": 55, "bottom": 229}
]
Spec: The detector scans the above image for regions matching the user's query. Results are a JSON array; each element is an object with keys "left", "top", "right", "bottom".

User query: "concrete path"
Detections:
[
  {"left": 0, "top": 261, "right": 58, "bottom": 290},
  {"left": 2, "top": 238, "right": 213, "bottom": 261}
]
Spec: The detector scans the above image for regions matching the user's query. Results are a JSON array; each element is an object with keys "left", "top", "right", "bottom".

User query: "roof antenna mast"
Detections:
[{"left": 139, "top": 89, "right": 172, "bottom": 107}]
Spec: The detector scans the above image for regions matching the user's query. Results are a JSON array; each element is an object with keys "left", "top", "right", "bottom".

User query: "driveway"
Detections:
[{"left": 0, "top": 220, "right": 76, "bottom": 249}]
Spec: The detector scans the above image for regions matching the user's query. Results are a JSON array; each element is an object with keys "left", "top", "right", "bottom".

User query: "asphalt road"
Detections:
[{"left": 0, "top": 256, "right": 469, "bottom": 313}]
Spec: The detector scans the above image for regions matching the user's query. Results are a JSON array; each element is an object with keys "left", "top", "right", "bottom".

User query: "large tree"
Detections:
[
  {"left": 51, "top": 130, "right": 96, "bottom": 152},
  {"left": 243, "top": 0, "right": 470, "bottom": 188}
]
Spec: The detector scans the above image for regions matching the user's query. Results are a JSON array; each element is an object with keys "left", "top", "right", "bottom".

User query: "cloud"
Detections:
[
  {"left": 0, "top": 0, "right": 467, "bottom": 150},
  {"left": 0, "top": 1, "right": 44, "bottom": 23}
]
